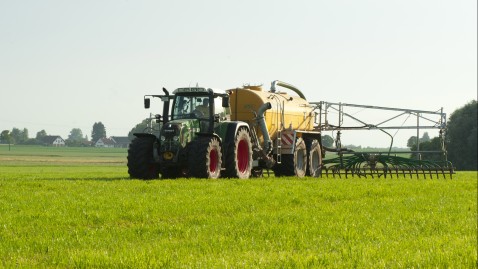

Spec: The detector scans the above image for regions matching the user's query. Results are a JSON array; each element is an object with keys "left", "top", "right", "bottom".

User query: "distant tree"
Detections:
[
  {"left": 66, "top": 128, "right": 87, "bottom": 147},
  {"left": 410, "top": 137, "right": 443, "bottom": 161},
  {"left": 407, "top": 132, "right": 432, "bottom": 149},
  {"left": 36, "top": 129, "right": 47, "bottom": 140},
  {"left": 21, "top": 128, "right": 29, "bottom": 144},
  {"left": 321, "top": 135, "right": 334, "bottom": 148},
  {"left": 68, "top": 128, "right": 84, "bottom": 141},
  {"left": 1, "top": 130, "right": 12, "bottom": 144},
  {"left": 128, "top": 118, "right": 160, "bottom": 140},
  {"left": 91, "top": 122, "right": 106, "bottom": 143},
  {"left": 407, "top": 136, "right": 417, "bottom": 148},
  {"left": 23, "top": 138, "right": 38, "bottom": 145},
  {"left": 446, "top": 100, "right": 477, "bottom": 170},
  {"left": 421, "top": 132, "right": 430, "bottom": 143},
  {"left": 8, "top": 128, "right": 29, "bottom": 144}
]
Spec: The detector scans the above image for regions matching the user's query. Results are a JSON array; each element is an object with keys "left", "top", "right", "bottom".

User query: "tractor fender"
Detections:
[
  {"left": 132, "top": 133, "right": 160, "bottom": 162},
  {"left": 133, "top": 133, "right": 158, "bottom": 139},
  {"left": 194, "top": 132, "right": 222, "bottom": 143}
]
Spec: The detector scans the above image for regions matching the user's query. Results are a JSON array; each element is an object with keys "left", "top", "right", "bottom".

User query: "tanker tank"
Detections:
[{"left": 226, "top": 85, "right": 315, "bottom": 143}]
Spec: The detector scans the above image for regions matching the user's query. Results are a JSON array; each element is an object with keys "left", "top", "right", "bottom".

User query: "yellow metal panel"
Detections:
[{"left": 227, "top": 85, "right": 314, "bottom": 143}]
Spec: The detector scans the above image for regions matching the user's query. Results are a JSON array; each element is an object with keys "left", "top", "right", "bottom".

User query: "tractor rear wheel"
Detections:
[
  {"left": 188, "top": 137, "right": 222, "bottom": 179},
  {"left": 224, "top": 128, "right": 253, "bottom": 179},
  {"left": 308, "top": 139, "right": 322, "bottom": 177},
  {"left": 294, "top": 137, "right": 307, "bottom": 177},
  {"left": 127, "top": 136, "right": 160, "bottom": 179}
]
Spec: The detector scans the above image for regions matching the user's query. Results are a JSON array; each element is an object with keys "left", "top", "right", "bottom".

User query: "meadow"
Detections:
[{"left": 0, "top": 145, "right": 476, "bottom": 268}]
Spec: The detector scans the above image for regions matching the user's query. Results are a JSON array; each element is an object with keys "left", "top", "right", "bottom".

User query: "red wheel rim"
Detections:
[
  {"left": 237, "top": 140, "right": 249, "bottom": 173},
  {"left": 209, "top": 149, "right": 218, "bottom": 172}
]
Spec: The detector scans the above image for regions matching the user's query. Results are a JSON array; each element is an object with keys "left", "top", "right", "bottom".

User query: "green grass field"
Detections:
[{"left": 0, "top": 145, "right": 476, "bottom": 268}]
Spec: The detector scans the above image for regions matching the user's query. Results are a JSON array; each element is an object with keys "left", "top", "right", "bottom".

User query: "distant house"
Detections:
[
  {"left": 41, "top": 136, "right": 65, "bottom": 147},
  {"left": 95, "top": 137, "right": 116, "bottom": 148},
  {"left": 110, "top": 136, "right": 130, "bottom": 148}
]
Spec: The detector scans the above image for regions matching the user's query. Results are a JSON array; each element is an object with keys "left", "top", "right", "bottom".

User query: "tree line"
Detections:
[{"left": 0, "top": 122, "right": 107, "bottom": 147}]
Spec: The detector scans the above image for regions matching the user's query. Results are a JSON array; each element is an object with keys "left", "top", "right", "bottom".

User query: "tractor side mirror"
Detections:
[
  {"left": 222, "top": 96, "right": 229, "bottom": 108},
  {"left": 155, "top": 114, "right": 162, "bottom": 123},
  {"left": 144, "top": 98, "right": 150, "bottom": 109}
]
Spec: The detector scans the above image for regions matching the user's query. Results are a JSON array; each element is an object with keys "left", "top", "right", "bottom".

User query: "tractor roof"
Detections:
[{"left": 173, "top": 87, "right": 226, "bottom": 96}]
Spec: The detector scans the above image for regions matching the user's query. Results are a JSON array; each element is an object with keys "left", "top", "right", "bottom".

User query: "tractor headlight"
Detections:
[
  {"left": 173, "top": 136, "right": 179, "bottom": 142},
  {"left": 160, "top": 136, "right": 166, "bottom": 142}
]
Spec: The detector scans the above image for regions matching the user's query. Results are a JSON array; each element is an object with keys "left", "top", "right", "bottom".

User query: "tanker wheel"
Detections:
[
  {"left": 294, "top": 137, "right": 307, "bottom": 178},
  {"left": 272, "top": 154, "right": 294, "bottom": 177},
  {"left": 224, "top": 128, "right": 253, "bottom": 179},
  {"left": 188, "top": 137, "right": 222, "bottom": 179},
  {"left": 127, "top": 136, "right": 160, "bottom": 179},
  {"left": 308, "top": 139, "right": 322, "bottom": 177}
]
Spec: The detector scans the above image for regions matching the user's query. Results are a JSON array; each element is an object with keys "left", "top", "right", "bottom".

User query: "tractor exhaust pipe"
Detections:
[
  {"left": 162, "top": 87, "right": 170, "bottom": 124},
  {"left": 270, "top": 80, "right": 307, "bottom": 100}
]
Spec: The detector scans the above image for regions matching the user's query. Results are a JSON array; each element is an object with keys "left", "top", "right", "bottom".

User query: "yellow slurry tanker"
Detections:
[
  {"left": 127, "top": 80, "right": 453, "bottom": 179},
  {"left": 227, "top": 81, "right": 322, "bottom": 177}
]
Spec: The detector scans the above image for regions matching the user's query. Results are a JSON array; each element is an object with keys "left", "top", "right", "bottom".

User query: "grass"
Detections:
[{"left": 0, "top": 145, "right": 476, "bottom": 268}]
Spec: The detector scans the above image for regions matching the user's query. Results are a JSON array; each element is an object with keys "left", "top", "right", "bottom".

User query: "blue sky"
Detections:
[{"left": 1, "top": 0, "right": 476, "bottom": 147}]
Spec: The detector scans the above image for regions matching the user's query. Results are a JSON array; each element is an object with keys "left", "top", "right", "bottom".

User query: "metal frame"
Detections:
[
  {"left": 307, "top": 101, "right": 453, "bottom": 178},
  {"left": 310, "top": 101, "right": 447, "bottom": 153}
]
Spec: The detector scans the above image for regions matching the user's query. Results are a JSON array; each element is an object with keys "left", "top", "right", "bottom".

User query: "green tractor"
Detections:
[{"left": 127, "top": 87, "right": 254, "bottom": 179}]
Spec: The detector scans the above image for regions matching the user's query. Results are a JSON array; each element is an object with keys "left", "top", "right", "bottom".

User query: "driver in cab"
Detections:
[{"left": 194, "top": 99, "right": 209, "bottom": 118}]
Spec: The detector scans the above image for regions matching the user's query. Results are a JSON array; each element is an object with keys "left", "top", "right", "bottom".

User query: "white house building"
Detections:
[{"left": 41, "top": 136, "right": 66, "bottom": 147}]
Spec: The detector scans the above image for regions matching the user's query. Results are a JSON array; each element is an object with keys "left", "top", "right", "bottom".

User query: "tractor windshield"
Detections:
[{"left": 172, "top": 94, "right": 211, "bottom": 120}]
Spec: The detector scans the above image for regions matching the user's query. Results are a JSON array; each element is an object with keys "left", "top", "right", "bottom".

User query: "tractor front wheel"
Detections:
[{"left": 127, "top": 136, "right": 160, "bottom": 179}]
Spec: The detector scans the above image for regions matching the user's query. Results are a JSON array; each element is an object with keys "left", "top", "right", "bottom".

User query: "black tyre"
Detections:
[
  {"left": 188, "top": 137, "right": 222, "bottom": 179},
  {"left": 224, "top": 128, "right": 253, "bottom": 179},
  {"left": 294, "top": 137, "right": 307, "bottom": 178},
  {"left": 127, "top": 136, "right": 160, "bottom": 179},
  {"left": 308, "top": 139, "right": 322, "bottom": 177}
]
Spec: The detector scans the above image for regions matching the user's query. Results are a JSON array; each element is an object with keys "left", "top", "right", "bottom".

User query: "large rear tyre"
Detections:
[
  {"left": 294, "top": 137, "right": 307, "bottom": 178},
  {"left": 224, "top": 128, "right": 253, "bottom": 179},
  {"left": 188, "top": 137, "right": 222, "bottom": 179},
  {"left": 127, "top": 136, "right": 160, "bottom": 179},
  {"left": 308, "top": 139, "right": 322, "bottom": 177}
]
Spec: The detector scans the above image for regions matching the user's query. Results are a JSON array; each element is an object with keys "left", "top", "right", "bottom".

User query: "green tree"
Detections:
[
  {"left": 410, "top": 137, "right": 443, "bottom": 161},
  {"left": 128, "top": 118, "right": 160, "bottom": 140},
  {"left": 21, "top": 128, "right": 29, "bottom": 143},
  {"left": 36, "top": 130, "right": 47, "bottom": 140},
  {"left": 407, "top": 136, "right": 417, "bottom": 148},
  {"left": 321, "top": 135, "right": 334, "bottom": 148},
  {"left": 0, "top": 130, "right": 12, "bottom": 144},
  {"left": 446, "top": 100, "right": 477, "bottom": 170},
  {"left": 407, "top": 132, "right": 431, "bottom": 148},
  {"left": 420, "top": 132, "right": 430, "bottom": 143},
  {"left": 91, "top": 122, "right": 106, "bottom": 143},
  {"left": 68, "top": 128, "right": 84, "bottom": 141},
  {"left": 67, "top": 128, "right": 87, "bottom": 147}
]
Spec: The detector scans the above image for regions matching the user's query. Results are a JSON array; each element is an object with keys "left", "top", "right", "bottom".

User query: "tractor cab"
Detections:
[{"left": 171, "top": 87, "right": 229, "bottom": 133}]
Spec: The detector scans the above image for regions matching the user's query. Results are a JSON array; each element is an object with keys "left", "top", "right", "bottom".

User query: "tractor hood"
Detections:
[{"left": 160, "top": 119, "right": 200, "bottom": 148}]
